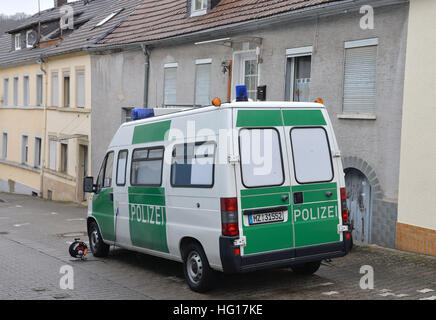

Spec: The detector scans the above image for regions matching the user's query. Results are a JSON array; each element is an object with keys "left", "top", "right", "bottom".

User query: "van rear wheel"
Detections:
[
  {"left": 88, "top": 220, "right": 110, "bottom": 257},
  {"left": 291, "top": 261, "right": 321, "bottom": 275},
  {"left": 182, "top": 242, "right": 216, "bottom": 293}
]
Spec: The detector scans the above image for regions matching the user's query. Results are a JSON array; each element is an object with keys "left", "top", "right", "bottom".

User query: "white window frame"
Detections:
[
  {"left": 285, "top": 46, "right": 313, "bottom": 102},
  {"left": 15, "top": 34, "right": 21, "bottom": 50},
  {"left": 163, "top": 63, "right": 178, "bottom": 106},
  {"left": 49, "top": 138, "right": 57, "bottom": 170},
  {"left": 21, "top": 134, "right": 29, "bottom": 164},
  {"left": 2, "top": 77, "right": 9, "bottom": 106},
  {"left": 241, "top": 54, "right": 259, "bottom": 101},
  {"left": 34, "top": 135, "right": 42, "bottom": 168},
  {"left": 13, "top": 76, "right": 19, "bottom": 106},
  {"left": 26, "top": 30, "right": 33, "bottom": 48},
  {"left": 2, "top": 131, "right": 7, "bottom": 160},
  {"left": 191, "top": 0, "right": 208, "bottom": 17},
  {"left": 342, "top": 38, "right": 379, "bottom": 116},
  {"left": 76, "top": 70, "right": 85, "bottom": 108},
  {"left": 22, "top": 74, "right": 30, "bottom": 106},
  {"left": 194, "top": 59, "right": 212, "bottom": 106},
  {"left": 51, "top": 72, "right": 59, "bottom": 107},
  {"left": 36, "top": 73, "right": 43, "bottom": 106}
]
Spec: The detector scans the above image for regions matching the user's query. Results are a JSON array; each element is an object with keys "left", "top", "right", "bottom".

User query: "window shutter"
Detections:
[
  {"left": 195, "top": 63, "right": 211, "bottom": 106},
  {"left": 164, "top": 67, "right": 177, "bottom": 105},
  {"left": 343, "top": 45, "right": 377, "bottom": 114},
  {"left": 76, "top": 72, "right": 85, "bottom": 108},
  {"left": 52, "top": 74, "right": 58, "bottom": 107},
  {"left": 49, "top": 140, "right": 56, "bottom": 170}
]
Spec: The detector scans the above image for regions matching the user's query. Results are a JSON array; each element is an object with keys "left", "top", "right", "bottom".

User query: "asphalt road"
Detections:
[{"left": 0, "top": 192, "right": 435, "bottom": 300}]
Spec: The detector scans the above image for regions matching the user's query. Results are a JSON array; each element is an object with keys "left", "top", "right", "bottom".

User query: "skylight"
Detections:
[{"left": 95, "top": 8, "right": 123, "bottom": 27}]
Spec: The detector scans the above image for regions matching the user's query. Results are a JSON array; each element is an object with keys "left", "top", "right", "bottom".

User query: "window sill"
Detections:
[
  {"left": 0, "top": 159, "right": 41, "bottom": 173},
  {"left": 47, "top": 106, "right": 90, "bottom": 113},
  {"left": 190, "top": 9, "right": 207, "bottom": 17},
  {"left": 0, "top": 105, "right": 44, "bottom": 110},
  {"left": 337, "top": 114, "right": 376, "bottom": 120}
]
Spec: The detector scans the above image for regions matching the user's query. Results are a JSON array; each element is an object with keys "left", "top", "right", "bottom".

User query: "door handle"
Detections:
[
  {"left": 110, "top": 192, "right": 114, "bottom": 202},
  {"left": 282, "top": 195, "right": 289, "bottom": 202},
  {"left": 326, "top": 191, "right": 333, "bottom": 197}
]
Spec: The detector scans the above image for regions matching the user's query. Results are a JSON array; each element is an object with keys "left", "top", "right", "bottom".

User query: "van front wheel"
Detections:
[
  {"left": 182, "top": 242, "right": 216, "bottom": 293},
  {"left": 290, "top": 261, "right": 321, "bottom": 275},
  {"left": 88, "top": 220, "right": 110, "bottom": 257}
]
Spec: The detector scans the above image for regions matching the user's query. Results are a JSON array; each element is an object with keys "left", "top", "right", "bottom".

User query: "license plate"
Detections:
[{"left": 249, "top": 211, "right": 285, "bottom": 225}]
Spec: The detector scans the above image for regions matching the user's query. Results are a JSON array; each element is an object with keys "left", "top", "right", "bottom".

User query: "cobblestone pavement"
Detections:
[{"left": 0, "top": 192, "right": 435, "bottom": 300}]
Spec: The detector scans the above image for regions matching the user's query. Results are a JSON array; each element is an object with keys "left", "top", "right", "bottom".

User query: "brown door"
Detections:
[{"left": 78, "top": 145, "right": 88, "bottom": 201}]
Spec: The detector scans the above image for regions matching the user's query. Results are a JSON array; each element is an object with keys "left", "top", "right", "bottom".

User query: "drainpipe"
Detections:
[
  {"left": 141, "top": 44, "right": 150, "bottom": 108},
  {"left": 38, "top": 57, "right": 47, "bottom": 199}
]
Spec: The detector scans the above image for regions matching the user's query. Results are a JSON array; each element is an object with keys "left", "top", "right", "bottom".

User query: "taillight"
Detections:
[
  {"left": 221, "top": 197, "right": 239, "bottom": 236},
  {"left": 340, "top": 187, "right": 349, "bottom": 224}
]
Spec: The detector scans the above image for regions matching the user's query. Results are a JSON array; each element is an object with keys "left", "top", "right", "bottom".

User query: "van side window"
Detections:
[
  {"left": 116, "top": 150, "right": 128, "bottom": 186},
  {"left": 290, "top": 127, "right": 334, "bottom": 184},
  {"left": 239, "top": 128, "right": 285, "bottom": 188},
  {"left": 103, "top": 152, "right": 114, "bottom": 188},
  {"left": 131, "top": 147, "right": 164, "bottom": 186},
  {"left": 171, "top": 141, "right": 215, "bottom": 188}
]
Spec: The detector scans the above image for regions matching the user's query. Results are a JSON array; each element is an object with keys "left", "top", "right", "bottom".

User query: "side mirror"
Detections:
[{"left": 84, "top": 176, "right": 95, "bottom": 193}]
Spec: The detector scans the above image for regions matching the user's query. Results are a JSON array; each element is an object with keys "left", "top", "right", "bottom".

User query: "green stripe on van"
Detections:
[
  {"left": 282, "top": 110, "right": 326, "bottom": 126},
  {"left": 292, "top": 182, "right": 337, "bottom": 192},
  {"left": 132, "top": 120, "right": 171, "bottom": 144},
  {"left": 240, "top": 186, "right": 291, "bottom": 196},
  {"left": 236, "top": 110, "right": 282, "bottom": 127}
]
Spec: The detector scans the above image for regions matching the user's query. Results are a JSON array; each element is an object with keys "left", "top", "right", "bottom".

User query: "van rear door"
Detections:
[
  {"left": 282, "top": 109, "right": 341, "bottom": 249},
  {"left": 234, "top": 109, "right": 294, "bottom": 255}
]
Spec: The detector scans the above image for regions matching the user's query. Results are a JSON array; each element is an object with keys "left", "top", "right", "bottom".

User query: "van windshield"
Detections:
[
  {"left": 290, "top": 127, "right": 333, "bottom": 184},
  {"left": 239, "top": 128, "right": 284, "bottom": 188}
]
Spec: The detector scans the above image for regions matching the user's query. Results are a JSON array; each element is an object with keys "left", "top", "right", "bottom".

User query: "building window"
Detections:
[
  {"left": 52, "top": 73, "right": 58, "bottom": 107},
  {"left": 163, "top": 63, "right": 177, "bottom": 106},
  {"left": 63, "top": 73, "right": 70, "bottom": 107},
  {"left": 60, "top": 142, "right": 68, "bottom": 173},
  {"left": 15, "top": 34, "right": 21, "bottom": 50},
  {"left": 49, "top": 138, "right": 56, "bottom": 170},
  {"left": 191, "top": 0, "right": 207, "bottom": 16},
  {"left": 2, "top": 132, "right": 7, "bottom": 160},
  {"left": 242, "top": 58, "right": 258, "bottom": 101},
  {"left": 76, "top": 71, "right": 85, "bottom": 108},
  {"left": 2, "top": 78, "right": 9, "bottom": 106},
  {"left": 195, "top": 59, "right": 211, "bottom": 106},
  {"left": 343, "top": 38, "right": 378, "bottom": 114},
  {"left": 23, "top": 75, "right": 30, "bottom": 106},
  {"left": 36, "top": 74, "right": 43, "bottom": 106},
  {"left": 34, "top": 137, "right": 42, "bottom": 168},
  {"left": 13, "top": 77, "right": 19, "bottom": 106},
  {"left": 21, "top": 135, "right": 29, "bottom": 164},
  {"left": 285, "top": 46, "right": 312, "bottom": 102},
  {"left": 26, "top": 30, "right": 34, "bottom": 48}
]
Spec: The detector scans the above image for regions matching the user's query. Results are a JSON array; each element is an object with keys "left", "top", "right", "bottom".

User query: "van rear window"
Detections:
[
  {"left": 131, "top": 147, "right": 164, "bottom": 186},
  {"left": 239, "top": 128, "right": 284, "bottom": 188},
  {"left": 290, "top": 127, "right": 333, "bottom": 184}
]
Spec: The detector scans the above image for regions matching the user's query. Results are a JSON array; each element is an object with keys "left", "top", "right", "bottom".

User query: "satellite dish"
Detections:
[{"left": 26, "top": 30, "right": 38, "bottom": 47}]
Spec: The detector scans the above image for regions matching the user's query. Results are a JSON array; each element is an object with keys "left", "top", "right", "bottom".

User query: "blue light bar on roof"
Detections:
[
  {"left": 132, "top": 108, "right": 154, "bottom": 120},
  {"left": 236, "top": 85, "right": 248, "bottom": 102}
]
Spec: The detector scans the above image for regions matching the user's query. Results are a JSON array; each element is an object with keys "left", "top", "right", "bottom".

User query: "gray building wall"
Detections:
[
  {"left": 90, "top": 49, "right": 145, "bottom": 176},
  {"left": 91, "top": 3, "right": 408, "bottom": 248}
]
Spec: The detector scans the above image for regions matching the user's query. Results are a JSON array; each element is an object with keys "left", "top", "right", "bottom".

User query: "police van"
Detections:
[{"left": 84, "top": 87, "right": 352, "bottom": 292}]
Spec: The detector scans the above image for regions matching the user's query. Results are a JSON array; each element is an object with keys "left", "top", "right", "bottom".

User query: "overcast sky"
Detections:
[{"left": 0, "top": 0, "right": 78, "bottom": 16}]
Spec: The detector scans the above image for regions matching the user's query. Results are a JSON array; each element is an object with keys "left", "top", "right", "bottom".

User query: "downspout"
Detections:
[
  {"left": 141, "top": 44, "right": 150, "bottom": 108},
  {"left": 38, "top": 57, "right": 47, "bottom": 199}
]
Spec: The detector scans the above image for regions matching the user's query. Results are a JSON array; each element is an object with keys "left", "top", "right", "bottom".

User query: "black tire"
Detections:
[
  {"left": 291, "top": 260, "right": 321, "bottom": 275},
  {"left": 182, "top": 242, "right": 216, "bottom": 293},
  {"left": 88, "top": 220, "right": 110, "bottom": 257}
]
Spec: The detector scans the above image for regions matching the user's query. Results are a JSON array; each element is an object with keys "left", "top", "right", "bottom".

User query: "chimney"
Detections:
[{"left": 54, "top": 0, "right": 68, "bottom": 7}]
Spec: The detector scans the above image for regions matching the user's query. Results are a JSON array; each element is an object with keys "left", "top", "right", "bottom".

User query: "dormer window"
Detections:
[
  {"left": 191, "top": 0, "right": 208, "bottom": 17},
  {"left": 14, "top": 34, "right": 21, "bottom": 50}
]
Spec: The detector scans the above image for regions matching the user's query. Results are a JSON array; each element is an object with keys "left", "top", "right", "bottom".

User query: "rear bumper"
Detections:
[{"left": 219, "top": 233, "right": 352, "bottom": 273}]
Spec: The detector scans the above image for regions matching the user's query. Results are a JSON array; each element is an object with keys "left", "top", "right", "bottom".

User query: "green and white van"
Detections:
[{"left": 84, "top": 100, "right": 352, "bottom": 292}]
